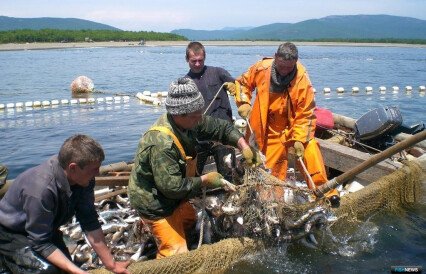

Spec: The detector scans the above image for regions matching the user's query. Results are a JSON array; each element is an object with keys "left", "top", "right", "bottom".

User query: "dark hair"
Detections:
[
  {"left": 276, "top": 42, "right": 298, "bottom": 61},
  {"left": 58, "top": 134, "right": 105, "bottom": 169},
  {"left": 186, "top": 41, "right": 206, "bottom": 61}
]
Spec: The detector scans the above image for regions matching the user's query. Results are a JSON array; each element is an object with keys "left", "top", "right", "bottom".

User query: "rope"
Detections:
[
  {"left": 197, "top": 187, "right": 207, "bottom": 248},
  {"left": 319, "top": 125, "right": 382, "bottom": 153},
  {"left": 245, "top": 118, "right": 267, "bottom": 166},
  {"left": 197, "top": 83, "right": 225, "bottom": 247},
  {"left": 203, "top": 83, "right": 226, "bottom": 115},
  {"left": 93, "top": 89, "right": 136, "bottom": 98}
]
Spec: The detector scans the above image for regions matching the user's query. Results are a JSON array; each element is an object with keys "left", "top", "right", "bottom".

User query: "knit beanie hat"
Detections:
[{"left": 165, "top": 77, "right": 205, "bottom": 115}]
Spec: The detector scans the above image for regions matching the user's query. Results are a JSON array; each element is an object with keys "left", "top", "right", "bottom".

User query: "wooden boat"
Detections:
[
  {"left": 4, "top": 107, "right": 413, "bottom": 273},
  {"left": 95, "top": 112, "right": 425, "bottom": 192},
  {"left": 90, "top": 112, "right": 426, "bottom": 274},
  {"left": 319, "top": 112, "right": 425, "bottom": 184}
]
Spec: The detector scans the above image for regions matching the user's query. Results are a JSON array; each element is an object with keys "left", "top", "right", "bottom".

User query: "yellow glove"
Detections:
[
  {"left": 0, "top": 165, "right": 9, "bottom": 199},
  {"left": 293, "top": 141, "right": 305, "bottom": 158},
  {"left": 238, "top": 103, "right": 252, "bottom": 119},
  {"left": 224, "top": 82, "right": 236, "bottom": 96},
  {"left": 201, "top": 172, "right": 236, "bottom": 191},
  {"left": 202, "top": 172, "right": 223, "bottom": 188},
  {"left": 241, "top": 147, "right": 262, "bottom": 167},
  {"left": 0, "top": 165, "right": 8, "bottom": 187}
]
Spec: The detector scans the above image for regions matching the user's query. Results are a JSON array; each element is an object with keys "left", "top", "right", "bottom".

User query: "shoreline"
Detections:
[{"left": 1, "top": 41, "right": 425, "bottom": 51}]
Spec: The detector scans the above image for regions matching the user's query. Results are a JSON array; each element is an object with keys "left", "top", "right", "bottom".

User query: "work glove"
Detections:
[
  {"left": 0, "top": 165, "right": 8, "bottom": 187},
  {"left": 224, "top": 82, "right": 236, "bottom": 96},
  {"left": 293, "top": 141, "right": 305, "bottom": 158},
  {"left": 202, "top": 172, "right": 236, "bottom": 191},
  {"left": 238, "top": 103, "right": 252, "bottom": 119},
  {"left": 241, "top": 147, "right": 263, "bottom": 168}
]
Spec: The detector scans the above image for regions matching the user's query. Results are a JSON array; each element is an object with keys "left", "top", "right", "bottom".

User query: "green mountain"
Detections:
[
  {"left": 172, "top": 15, "right": 426, "bottom": 40},
  {"left": 0, "top": 16, "right": 121, "bottom": 31}
]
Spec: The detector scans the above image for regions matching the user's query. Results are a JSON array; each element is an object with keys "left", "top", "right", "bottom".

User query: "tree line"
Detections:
[
  {"left": 1, "top": 29, "right": 424, "bottom": 45},
  {"left": 0, "top": 29, "right": 187, "bottom": 43}
]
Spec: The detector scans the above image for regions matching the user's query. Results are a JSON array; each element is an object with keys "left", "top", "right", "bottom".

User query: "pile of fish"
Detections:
[
  {"left": 193, "top": 167, "right": 338, "bottom": 249},
  {"left": 60, "top": 191, "right": 155, "bottom": 270},
  {"left": 60, "top": 166, "right": 338, "bottom": 270}
]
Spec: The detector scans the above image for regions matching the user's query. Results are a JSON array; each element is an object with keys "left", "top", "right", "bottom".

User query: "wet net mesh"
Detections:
[
  {"left": 89, "top": 159, "right": 424, "bottom": 274},
  {"left": 333, "top": 160, "right": 423, "bottom": 220}
]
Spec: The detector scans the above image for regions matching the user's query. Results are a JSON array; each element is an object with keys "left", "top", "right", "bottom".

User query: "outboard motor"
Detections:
[
  {"left": 354, "top": 106, "right": 403, "bottom": 150},
  {"left": 355, "top": 106, "right": 424, "bottom": 150}
]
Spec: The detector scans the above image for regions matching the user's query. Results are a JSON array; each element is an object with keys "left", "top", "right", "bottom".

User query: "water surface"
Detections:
[{"left": 0, "top": 45, "right": 425, "bottom": 272}]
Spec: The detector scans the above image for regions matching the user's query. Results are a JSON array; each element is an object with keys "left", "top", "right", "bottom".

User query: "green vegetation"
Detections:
[
  {"left": 0, "top": 29, "right": 187, "bottom": 44},
  {"left": 172, "top": 15, "right": 426, "bottom": 42}
]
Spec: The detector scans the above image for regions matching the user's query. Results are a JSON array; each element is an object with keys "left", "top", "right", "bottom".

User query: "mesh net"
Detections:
[
  {"left": 89, "top": 159, "right": 424, "bottom": 274},
  {"left": 333, "top": 160, "right": 423, "bottom": 220},
  {"left": 89, "top": 237, "right": 264, "bottom": 274},
  {"left": 211, "top": 167, "right": 329, "bottom": 242}
]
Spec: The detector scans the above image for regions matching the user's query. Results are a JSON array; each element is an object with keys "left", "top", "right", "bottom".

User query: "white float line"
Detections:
[
  {"left": 141, "top": 91, "right": 168, "bottom": 98},
  {"left": 0, "top": 95, "right": 131, "bottom": 111},
  {"left": 314, "top": 85, "right": 425, "bottom": 95},
  {"left": 2, "top": 85, "right": 424, "bottom": 110},
  {"left": 135, "top": 92, "right": 162, "bottom": 106}
]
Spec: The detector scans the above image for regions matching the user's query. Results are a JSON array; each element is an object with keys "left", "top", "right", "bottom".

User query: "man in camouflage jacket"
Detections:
[{"left": 128, "top": 77, "right": 262, "bottom": 258}]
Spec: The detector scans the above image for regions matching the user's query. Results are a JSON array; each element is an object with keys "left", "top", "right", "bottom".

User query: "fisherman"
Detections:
[
  {"left": 0, "top": 134, "right": 130, "bottom": 274},
  {"left": 128, "top": 77, "right": 262, "bottom": 259},
  {"left": 226, "top": 42, "right": 340, "bottom": 206},
  {"left": 185, "top": 41, "right": 237, "bottom": 182}
]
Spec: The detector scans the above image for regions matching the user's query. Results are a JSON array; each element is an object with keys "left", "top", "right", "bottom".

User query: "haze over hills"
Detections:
[
  {"left": 1, "top": 15, "right": 425, "bottom": 41},
  {"left": 171, "top": 15, "right": 426, "bottom": 40},
  {"left": 0, "top": 16, "right": 121, "bottom": 31}
]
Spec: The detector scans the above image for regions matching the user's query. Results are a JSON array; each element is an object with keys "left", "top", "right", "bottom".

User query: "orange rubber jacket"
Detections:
[{"left": 235, "top": 58, "right": 316, "bottom": 149}]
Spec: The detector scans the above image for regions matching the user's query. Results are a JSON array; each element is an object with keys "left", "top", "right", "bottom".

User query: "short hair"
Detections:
[
  {"left": 276, "top": 42, "right": 298, "bottom": 61},
  {"left": 186, "top": 41, "right": 206, "bottom": 61},
  {"left": 58, "top": 134, "right": 105, "bottom": 169}
]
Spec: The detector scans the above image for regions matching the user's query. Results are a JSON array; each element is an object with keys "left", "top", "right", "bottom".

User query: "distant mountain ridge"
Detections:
[
  {"left": 172, "top": 15, "right": 426, "bottom": 40},
  {"left": 2, "top": 15, "right": 425, "bottom": 41},
  {"left": 0, "top": 16, "right": 121, "bottom": 31}
]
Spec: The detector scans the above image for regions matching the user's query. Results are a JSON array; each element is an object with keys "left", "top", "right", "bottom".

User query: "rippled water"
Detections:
[{"left": 0, "top": 45, "right": 425, "bottom": 272}]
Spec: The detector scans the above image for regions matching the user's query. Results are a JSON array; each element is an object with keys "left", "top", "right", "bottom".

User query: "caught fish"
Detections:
[
  {"left": 102, "top": 223, "right": 130, "bottom": 234},
  {"left": 59, "top": 191, "right": 150, "bottom": 270}
]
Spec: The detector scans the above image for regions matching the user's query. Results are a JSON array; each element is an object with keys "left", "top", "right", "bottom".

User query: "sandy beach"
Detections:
[{"left": 0, "top": 40, "right": 425, "bottom": 51}]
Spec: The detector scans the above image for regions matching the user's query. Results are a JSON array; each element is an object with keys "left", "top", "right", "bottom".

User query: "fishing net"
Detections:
[
  {"left": 333, "top": 159, "right": 423, "bottom": 220},
  {"left": 89, "top": 237, "right": 264, "bottom": 274},
  {"left": 89, "top": 158, "right": 424, "bottom": 274},
  {"left": 208, "top": 167, "right": 331, "bottom": 242}
]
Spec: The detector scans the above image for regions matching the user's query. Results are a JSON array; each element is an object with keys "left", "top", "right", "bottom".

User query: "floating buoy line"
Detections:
[
  {"left": 317, "top": 85, "right": 425, "bottom": 94},
  {"left": 135, "top": 91, "right": 168, "bottom": 106},
  {"left": 0, "top": 90, "right": 169, "bottom": 113},
  {"left": 1, "top": 85, "right": 425, "bottom": 113},
  {"left": 0, "top": 96, "right": 133, "bottom": 113}
]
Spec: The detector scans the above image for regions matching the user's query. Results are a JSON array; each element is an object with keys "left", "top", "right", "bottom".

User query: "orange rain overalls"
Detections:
[
  {"left": 143, "top": 126, "right": 198, "bottom": 259},
  {"left": 235, "top": 58, "right": 337, "bottom": 196}
]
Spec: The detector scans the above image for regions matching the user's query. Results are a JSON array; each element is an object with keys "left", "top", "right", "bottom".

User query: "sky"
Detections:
[{"left": 1, "top": 0, "right": 425, "bottom": 32}]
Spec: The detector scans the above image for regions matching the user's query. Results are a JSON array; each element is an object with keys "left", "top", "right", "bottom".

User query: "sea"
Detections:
[{"left": 0, "top": 44, "right": 425, "bottom": 273}]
